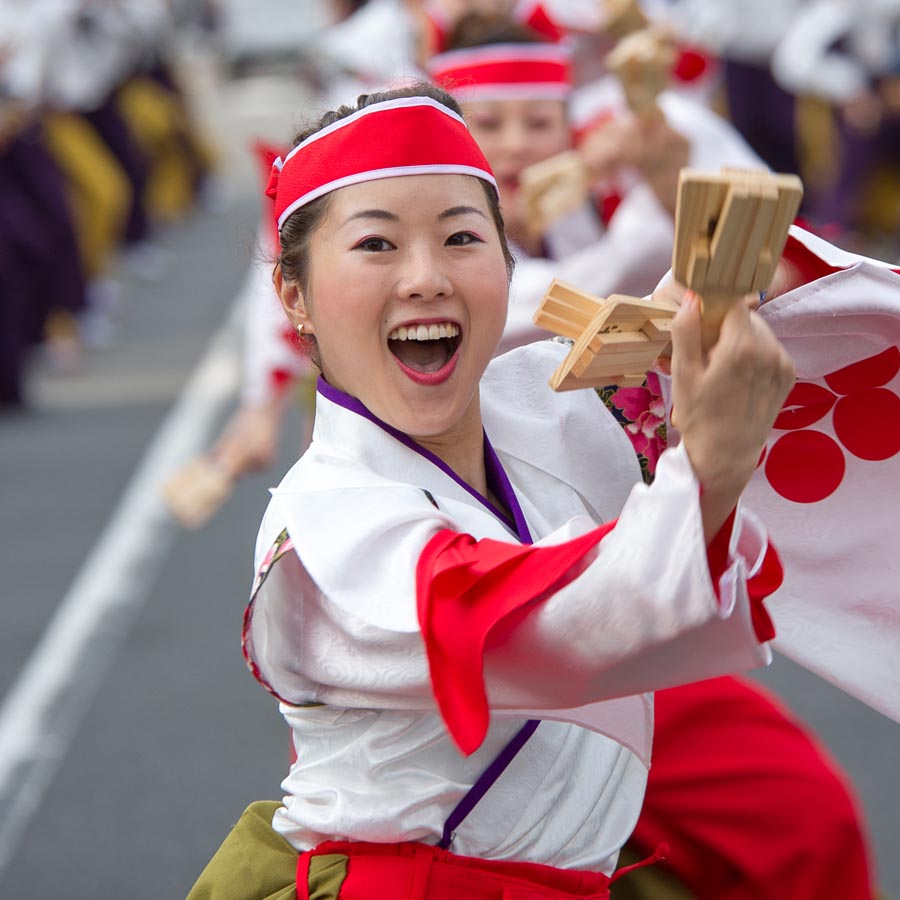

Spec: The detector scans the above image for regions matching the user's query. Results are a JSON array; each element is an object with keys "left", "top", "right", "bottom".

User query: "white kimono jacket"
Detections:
[{"left": 243, "top": 339, "right": 774, "bottom": 872}]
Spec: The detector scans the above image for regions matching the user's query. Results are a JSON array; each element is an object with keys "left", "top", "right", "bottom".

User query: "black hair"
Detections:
[{"left": 445, "top": 12, "right": 545, "bottom": 51}]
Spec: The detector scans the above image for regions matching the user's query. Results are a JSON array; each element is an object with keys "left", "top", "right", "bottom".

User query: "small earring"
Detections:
[{"left": 297, "top": 323, "right": 304, "bottom": 336}]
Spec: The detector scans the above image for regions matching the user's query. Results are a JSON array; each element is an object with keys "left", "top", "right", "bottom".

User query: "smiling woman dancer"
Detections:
[{"left": 187, "top": 83, "right": 794, "bottom": 900}]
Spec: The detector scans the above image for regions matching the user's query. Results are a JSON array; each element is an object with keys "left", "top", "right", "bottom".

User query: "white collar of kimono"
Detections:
[{"left": 315, "top": 376, "right": 535, "bottom": 544}]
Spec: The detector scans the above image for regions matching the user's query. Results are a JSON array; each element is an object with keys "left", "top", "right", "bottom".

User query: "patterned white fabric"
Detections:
[
  {"left": 654, "top": 226, "right": 900, "bottom": 725},
  {"left": 751, "top": 228, "right": 900, "bottom": 721}
]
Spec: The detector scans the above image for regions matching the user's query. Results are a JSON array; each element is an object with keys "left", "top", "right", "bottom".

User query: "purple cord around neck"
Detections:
[{"left": 316, "top": 377, "right": 533, "bottom": 543}]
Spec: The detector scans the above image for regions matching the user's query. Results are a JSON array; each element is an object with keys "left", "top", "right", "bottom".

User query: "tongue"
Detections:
[{"left": 390, "top": 338, "right": 451, "bottom": 373}]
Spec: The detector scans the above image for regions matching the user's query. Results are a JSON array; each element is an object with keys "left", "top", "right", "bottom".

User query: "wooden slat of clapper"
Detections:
[
  {"left": 701, "top": 183, "right": 757, "bottom": 327},
  {"left": 734, "top": 182, "right": 778, "bottom": 291},
  {"left": 546, "top": 294, "right": 677, "bottom": 391},
  {"left": 532, "top": 279, "right": 608, "bottom": 341},
  {"left": 673, "top": 170, "right": 803, "bottom": 335},
  {"left": 601, "top": 0, "right": 650, "bottom": 40},
  {"left": 758, "top": 178, "right": 803, "bottom": 287}
]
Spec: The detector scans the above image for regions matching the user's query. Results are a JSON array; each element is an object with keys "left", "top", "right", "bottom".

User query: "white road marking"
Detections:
[{"left": 0, "top": 274, "right": 249, "bottom": 876}]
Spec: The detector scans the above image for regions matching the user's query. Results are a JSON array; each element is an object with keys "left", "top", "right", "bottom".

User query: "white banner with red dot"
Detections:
[
  {"left": 654, "top": 230, "right": 900, "bottom": 724},
  {"left": 745, "top": 248, "right": 900, "bottom": 724}
]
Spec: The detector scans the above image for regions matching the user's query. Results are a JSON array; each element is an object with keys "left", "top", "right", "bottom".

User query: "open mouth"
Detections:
[{"left": 387, "top": 322, "right": 461, "bottom": 374}]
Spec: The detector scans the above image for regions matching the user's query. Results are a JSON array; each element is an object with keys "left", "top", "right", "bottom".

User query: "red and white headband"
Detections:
[
  {"left": 427, "top": 43, "right": 572, "bottom": 103},
  {"left": 266, "top": 96, "right": 498, "bottom": 231}
]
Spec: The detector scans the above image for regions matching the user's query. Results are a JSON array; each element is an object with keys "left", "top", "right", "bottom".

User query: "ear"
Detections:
[{"left": 273, "top": 265, "right": 314, "bottom": 335}]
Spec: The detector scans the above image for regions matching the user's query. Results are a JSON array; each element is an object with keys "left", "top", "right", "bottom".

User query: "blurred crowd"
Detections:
[
  {"left": 4, "top": 0, "right": 900, "bottom": 415},
  {"left": 315, "top": 0, "right": 900, "bottom": 243},
  {"left": 0, "top": 0, "right": 221, "bottom": 410}
]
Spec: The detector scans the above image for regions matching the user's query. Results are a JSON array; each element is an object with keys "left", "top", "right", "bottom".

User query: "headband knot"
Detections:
[{"left": 265, "top": 158, "right": 282, "bottom": 203}]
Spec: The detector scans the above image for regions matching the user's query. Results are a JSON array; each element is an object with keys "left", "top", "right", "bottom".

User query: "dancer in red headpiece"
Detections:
[{"left": 186, "top": 82, "right": 795, "bottom": 899}]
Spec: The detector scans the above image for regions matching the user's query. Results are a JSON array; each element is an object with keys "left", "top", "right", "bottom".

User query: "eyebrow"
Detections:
[
  {"left": 341, "top": 205, "right": 489, "bottom": 227},
  {"left": 343, "top": 209, "right": 399, "bottom": 225},
  {"left": 438, "top": 205, "right": 489, "bottom": 221}
]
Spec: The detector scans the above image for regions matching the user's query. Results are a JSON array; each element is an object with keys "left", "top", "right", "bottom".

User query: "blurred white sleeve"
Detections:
[{"left": 771, "top": 0, "right": 868, "bottom": 103}]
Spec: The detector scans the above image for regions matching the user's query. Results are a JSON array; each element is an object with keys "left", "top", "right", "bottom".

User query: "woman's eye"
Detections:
[
  {"left": 446, "top": 231, "right": 483, "bottom": 246},
  {"left": 354, "top": 237, "right": 394, "bottom": 252}
]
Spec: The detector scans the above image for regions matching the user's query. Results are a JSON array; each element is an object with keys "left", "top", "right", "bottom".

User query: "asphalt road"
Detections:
[{"left": 0, "top": 73, "right": 897, "bottom": 900}]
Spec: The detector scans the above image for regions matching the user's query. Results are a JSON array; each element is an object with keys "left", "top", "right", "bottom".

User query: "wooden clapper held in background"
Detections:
[
  {"left": 601, "top": 0, "right": 650, "bottom": 40},
  {"left": 532, "top": 168, "right": 804, "bottom": 390},
  {"left": 518, "top": 27, "right": 673, "bottom": 238}
]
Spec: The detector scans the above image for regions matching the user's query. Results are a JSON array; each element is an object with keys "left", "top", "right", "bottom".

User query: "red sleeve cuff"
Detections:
[
  {"left": 418, "top": 505, "right": 784, "bottom": 756},
  {"left": 705, "top": 508, "right": 737, "bottom": 585},
  {"left": 416, "top": 523, "right": 615, "bottom": 755},
  {"left": 747, "top": 540, "right": 783, "bottom": 643},
  {"left": 705, "top": 508, "right": 783, "bottom": 643}
]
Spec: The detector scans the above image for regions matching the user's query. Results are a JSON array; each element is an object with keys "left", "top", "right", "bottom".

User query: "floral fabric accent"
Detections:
[
  {"left": 597, "top": 372, "right": 667, "bottom": 484},
  {"left": 243, "top": 528, "right": 297, "bottom": 700},
  {"left": 251, "top": 528, "right": 295, "bottom": 596}
]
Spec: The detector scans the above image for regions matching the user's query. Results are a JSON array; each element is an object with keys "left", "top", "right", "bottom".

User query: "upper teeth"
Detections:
[{"left": 388, "top": 323, "right": 460, "bottom": 341}]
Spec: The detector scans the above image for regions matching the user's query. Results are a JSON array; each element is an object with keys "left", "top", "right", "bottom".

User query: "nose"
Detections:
[
  {"left": 498, "top": 121, "right": 531, "bottom": 163},
  {"left": 397, "top": 242, "right": 452, "bottom": 302}
]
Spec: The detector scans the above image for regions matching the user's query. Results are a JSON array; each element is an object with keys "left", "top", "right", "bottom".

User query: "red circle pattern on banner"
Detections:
[
  {"left": 765, "top": 430, "right": 846, "bottom": 503},
  {"left": 773, "top": 382, "right": 837, "bottom": 431},
  {"left": 763, "top": 349, "right": 900, "bottom": 503},
  {"left": 824, "top": 346, "right": 900, "bottom": 394},
  {"left": 833, "top": 388, "right": 900, "bottom": 461}
]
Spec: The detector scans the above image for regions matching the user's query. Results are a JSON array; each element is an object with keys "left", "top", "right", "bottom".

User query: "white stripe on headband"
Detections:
[
  {"left": 448, "top": 84, "right": 572, "bottom": 103},
  {"left": 277, "top": 164, "right": 500, "bottom": 231}
]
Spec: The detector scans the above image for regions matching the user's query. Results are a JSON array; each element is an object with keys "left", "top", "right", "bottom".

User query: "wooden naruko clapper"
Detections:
[{"left": 533, "top": 168, "right": 804, "bottom": 391}]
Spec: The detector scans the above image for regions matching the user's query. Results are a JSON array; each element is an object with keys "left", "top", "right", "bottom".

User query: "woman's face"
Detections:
[
  {"left": 279, "top": 174, "right": 509, "bottom": 442},
  {"left": 463, "top": 97, "right": 571, "bottom": 238}
]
